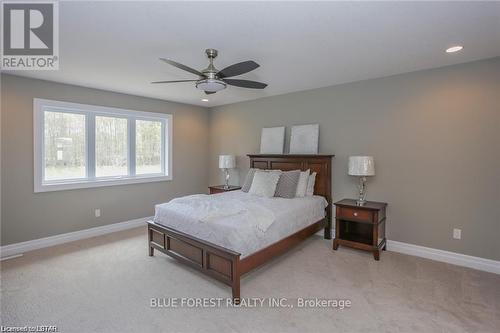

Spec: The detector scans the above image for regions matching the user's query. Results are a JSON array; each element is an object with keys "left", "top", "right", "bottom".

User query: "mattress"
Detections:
[{"left": 153, "top": 190, "right": 327, "bottom": 258}]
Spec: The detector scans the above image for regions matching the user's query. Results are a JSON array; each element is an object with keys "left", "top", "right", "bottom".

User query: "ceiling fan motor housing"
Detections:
[
  {"left": 202, "top": 49, "right": 219, "bottom": 79},
  {"left": 197, "top": 49, "right": 226, "bottom": 91}
]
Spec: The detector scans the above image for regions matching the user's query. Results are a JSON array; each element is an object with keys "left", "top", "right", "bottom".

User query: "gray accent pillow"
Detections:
[
  {"left": 249, "top": 170, "right": 282, "bottom": 197},
  {"left": 274, "top": 170, "right": 301, "bottom": 198},
  {"left": 241, "top": 168, "right": 257, "bottom": 192}
]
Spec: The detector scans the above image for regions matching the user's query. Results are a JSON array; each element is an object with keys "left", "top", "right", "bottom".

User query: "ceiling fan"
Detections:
[{"left": 151, "top": 49, "right": 267, "bottom": 95}]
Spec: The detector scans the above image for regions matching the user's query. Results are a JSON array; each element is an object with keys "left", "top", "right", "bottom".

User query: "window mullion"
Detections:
[
  {"left": 87, "top": 114, "right": 96, "bottom": 179},
  {"left": 129, "top": 117, "right": 136, "bottom": 177},
  {"left": 40, "top": 109, "right": 46, "bottom": 183},
  {"left": 161, "top": 120, "right": 166, "bottom": 175}
]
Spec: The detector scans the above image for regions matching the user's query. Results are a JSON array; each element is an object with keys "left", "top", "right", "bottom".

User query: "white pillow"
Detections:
[
  {"left": 306, "top": 172, "right": 317, "bottom": 196},
  {"left": 249, "top": 170, "right": 282, "bottom": 197},
  {"left": 295, "top": 169, "right": 310, "bottom": 197}
]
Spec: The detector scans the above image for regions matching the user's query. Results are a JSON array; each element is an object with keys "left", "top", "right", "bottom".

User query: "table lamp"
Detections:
[
  {"left": 348, "top": 156, "right": 375, "bottom": 206},
  {"left": 219, "top": 155, "right": 236, "bottom": 189}
]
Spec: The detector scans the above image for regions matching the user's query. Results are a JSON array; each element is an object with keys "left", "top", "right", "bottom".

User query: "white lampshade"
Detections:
[
  {"left": 219, "top": 155, "right": 236, "bottom": 169},
  {"left": 348, "top": 156, "right": 375, "bottom": 176}
]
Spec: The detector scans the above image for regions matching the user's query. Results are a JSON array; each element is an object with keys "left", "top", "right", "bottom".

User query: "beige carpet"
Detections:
[{"left": 1, "top": 227, "right": 499, "bottom": 333}]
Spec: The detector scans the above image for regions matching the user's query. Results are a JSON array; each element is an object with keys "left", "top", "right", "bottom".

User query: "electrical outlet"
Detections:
[
  {"left": 95, "top": 209, "right": 101, "bottom": 218},
  {"left": 453, "top": 228, "right": 461, "bottom": 240}
]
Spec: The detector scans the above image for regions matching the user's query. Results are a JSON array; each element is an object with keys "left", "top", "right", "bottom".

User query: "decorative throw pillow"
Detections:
[
  {"left": 274, "top": 170, "right": 301, "bottom": 198},
  {"left": 241, "top": 168, "right": 257, "bottom": 192},
  {"left": 249, "top": 170, "right": 282, "bottom": 197},
  {"left": 295, "top": 169, "right": 310, "bottom": 197},
  {"left": 306, "top": 172, "right": 317, "bottom": 196}
]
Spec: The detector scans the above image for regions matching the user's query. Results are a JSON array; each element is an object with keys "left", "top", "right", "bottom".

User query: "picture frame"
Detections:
[
  {"left": 289, "top": 124, "right": 319, "bottom": 154},
  {"left": 260, "top": 126, "right": 285, "bottom": 154}
]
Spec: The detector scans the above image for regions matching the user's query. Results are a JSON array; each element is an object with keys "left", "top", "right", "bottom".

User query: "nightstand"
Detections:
[
  {"left": 208, "top": 185, "right": 242, "bottom": 195},
  {"left": 333, "top": 199, "right": 387, "bottom": 260}
]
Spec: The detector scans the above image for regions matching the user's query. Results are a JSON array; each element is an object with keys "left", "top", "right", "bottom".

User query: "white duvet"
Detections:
[
  {"left": 154, "top": 190, "right": 328, "bottom": 257},
  {"left": 161, "top": 194, "right": 276, "bottom": 232}
]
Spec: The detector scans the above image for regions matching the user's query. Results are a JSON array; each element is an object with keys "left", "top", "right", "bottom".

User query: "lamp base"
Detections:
[
  {"left": 357, "top": 176, "right": 368, "bottom": 205},
  {"left": 224, "top": 168, "right": 230, "bottom": 189}
]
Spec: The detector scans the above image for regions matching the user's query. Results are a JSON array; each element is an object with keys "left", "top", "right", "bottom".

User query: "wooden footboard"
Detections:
[
  {"left": 148, "top": 218, "right": 325, "bottom": 301},
  {"left": 148, "top": 221, "right": 241, "bottom": 300}
]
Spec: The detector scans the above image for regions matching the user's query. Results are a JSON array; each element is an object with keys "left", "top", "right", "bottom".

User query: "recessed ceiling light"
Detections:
[
  {"left": 201, "top": 98, "right": 209, "bottom": 102},
  {"left": 446, "top": 45, "right": 463, "bottom": 53}
]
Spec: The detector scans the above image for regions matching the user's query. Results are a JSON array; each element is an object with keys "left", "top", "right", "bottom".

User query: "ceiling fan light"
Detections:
[{"left": 196, "top": 79, "right": 226, "bottom": 92}]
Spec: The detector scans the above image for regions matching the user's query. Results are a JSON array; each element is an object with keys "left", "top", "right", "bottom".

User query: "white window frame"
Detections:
[{"left": 34, "top": 98, "right": 172, "bottom": 193}]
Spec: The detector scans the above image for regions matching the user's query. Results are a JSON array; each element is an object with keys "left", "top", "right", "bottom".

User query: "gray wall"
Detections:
[
  {"left": 209, "top": 57, "right": 500, "bottom": 261},
  {"left": 1, "top": 74, "right": 209, "bottom": 245}
]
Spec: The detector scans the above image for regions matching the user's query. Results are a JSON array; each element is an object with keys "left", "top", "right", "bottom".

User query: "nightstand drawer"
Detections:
[{"left": 338, "top": 207, "right": 373, "bottom": 222}]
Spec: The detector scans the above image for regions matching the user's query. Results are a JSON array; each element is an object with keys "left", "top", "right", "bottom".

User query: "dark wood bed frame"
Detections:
[{"left": 147, "top": 154, "right": 333, "bottom": 301}]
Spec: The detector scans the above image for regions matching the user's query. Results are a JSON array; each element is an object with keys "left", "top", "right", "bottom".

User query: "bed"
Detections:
[{"left": 147, "top": 154, "right": 333, "bottom": 301}]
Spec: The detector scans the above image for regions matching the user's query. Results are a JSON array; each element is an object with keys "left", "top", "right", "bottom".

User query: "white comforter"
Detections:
[
  {"left": 154, "top": 190, "right": 328, "bottom": 257},
  {"left": 160, "top": 194, "right": 275, "bottom": 232}
]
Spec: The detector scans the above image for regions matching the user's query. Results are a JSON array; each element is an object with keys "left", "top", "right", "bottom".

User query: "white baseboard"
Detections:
[
  {"left": 0, "top": 216, "right": 152, "bottom": 259},
  {"left": 387, "top": 240, "right": 500, "bottom": 275}
]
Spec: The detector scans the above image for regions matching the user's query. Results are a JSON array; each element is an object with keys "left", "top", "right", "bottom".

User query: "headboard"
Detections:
[{"left": 247, "top": 154, "right": 334, "bottom": 239}]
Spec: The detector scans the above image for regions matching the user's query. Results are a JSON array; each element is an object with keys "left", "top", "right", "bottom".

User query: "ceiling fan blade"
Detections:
[
  {"left": 223, "top": 79, "right": 267, "bottom": 89},
  {"left": 205, "top": 91, "right": 216, "bottom": 95},
  {"left": 151, "top": 80, "right": 198, "bottom": 84},
  {"left": 159, "top": 58, "right": 205, "bottom": 77},
  {"left": 218, "top": 61, "right": 260, "bottom": 78}
]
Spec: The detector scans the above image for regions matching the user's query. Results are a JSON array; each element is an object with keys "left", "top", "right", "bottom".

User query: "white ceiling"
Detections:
[{"left": 5, "top": 1, "right": 500, "bottom": 107}]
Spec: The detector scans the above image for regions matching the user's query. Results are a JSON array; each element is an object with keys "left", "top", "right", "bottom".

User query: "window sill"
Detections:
[{"left": 34, "top": 175, "right": 172, "bottom": 193}]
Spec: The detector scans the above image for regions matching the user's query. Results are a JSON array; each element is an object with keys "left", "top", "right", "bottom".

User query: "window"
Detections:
[
  {"left": 34, "top": 99, "right": 172, "bottom": 192},
  {"left": 136, "top": 119, "right": 163, "bottom": 175},
  {"left": 44, "top": 111, "right": 86, "bottom": 180},
  {"left": 95, "top": 116, "right": 128, "bottom": 177}
]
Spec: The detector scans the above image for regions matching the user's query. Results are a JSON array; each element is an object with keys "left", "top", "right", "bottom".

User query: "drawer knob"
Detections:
[{"left": 353, "top": 212, "right": 358, "bottom": 216}]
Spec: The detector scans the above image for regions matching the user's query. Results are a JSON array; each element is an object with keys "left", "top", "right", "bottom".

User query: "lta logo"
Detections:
[{"left": 1, "top": 1, "right": 59, "bottom": 70}]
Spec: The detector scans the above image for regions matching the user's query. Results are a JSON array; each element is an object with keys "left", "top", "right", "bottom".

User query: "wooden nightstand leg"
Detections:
[
  {"left": 324, "top": 227, "right": 332, "bottom": 240},
  {"left": 148, "top": 226, "right": 154, "bottom": 256},
  {"left": 373, "top": 249, "right": 380, "bottom": 261},
  {"left": 333, "top": 239, "right": 339, "bottom": 250}
]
